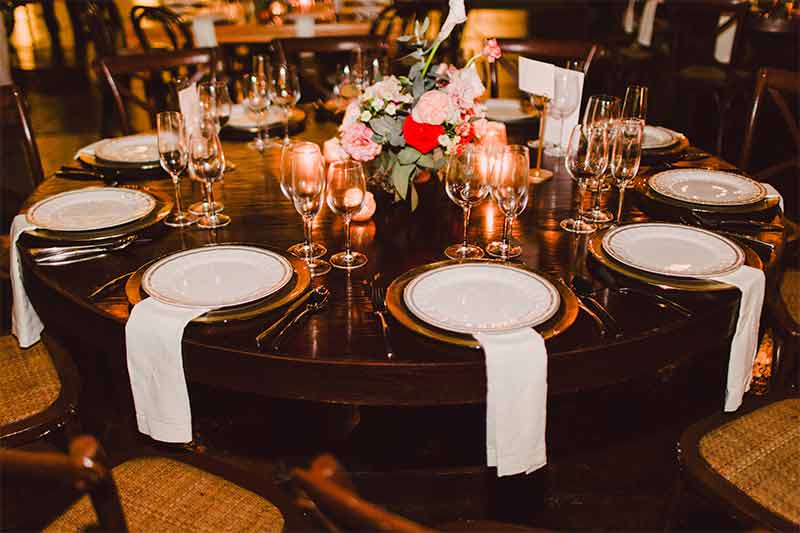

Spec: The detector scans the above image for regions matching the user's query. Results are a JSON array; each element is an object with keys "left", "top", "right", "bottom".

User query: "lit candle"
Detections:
[{"left": 298, "top": 0, "right": 314, "bottom": 13}]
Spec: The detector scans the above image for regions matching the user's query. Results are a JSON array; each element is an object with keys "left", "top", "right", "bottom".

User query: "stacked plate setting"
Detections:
[
  {"left": 648, "top": 169, "right": 767, "bottom": 208},
  {"left": 642, "top": 125, "right": 682, "bottom": 151},
  {"left": 78, "top": 133, "right": 162, "bottom": 172}
]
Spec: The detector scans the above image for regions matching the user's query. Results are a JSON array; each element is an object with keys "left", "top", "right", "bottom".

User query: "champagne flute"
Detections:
[
  {"left": 270, "top": 63, "right": 301, "bottom": 146},
  {"left": 189, "top": 119, "right": 230, "bottom": 228},
  {"left": 444, "top": 144, "right": 492, "bottom": 259},
  {"left": 214, "top": 80, "right": 236, "bottom": 171},
  {"left": 622, "top": 85, "right": 648, "bottom": 122},
  {"left": 289, "top": 142, "right": 331, "bottom": 276},
  {"left": 327, "top": 160, "right": 368, "bottom": 270},
  {"left": 560, "top": 124, "right": 608, "bottom": 233},
  {"left": 610, "top": 118, "right": 644, "bottom": 224},
  {"left": 544, "top": 68, "right": 580, "bottom": 157},
  {"left": 581, "top": 95, "right": 619, "bottom": 223},
  {"left": 157, "top": 111, "right": 196, "bottom": 227},
  {"left": 190, "top": 82, "right": 225, "bottom": 217},
  {"left": 243, "top": 55, "right": 275, "bottom": 151},
  {"left": 486, "top": 145, "right": 530, "bottom": 260}
]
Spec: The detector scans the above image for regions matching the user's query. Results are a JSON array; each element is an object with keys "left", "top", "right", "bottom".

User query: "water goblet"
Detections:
[
  {"left": 289, "top": 142, "right": 331, "bottom": 276},
  {"left": 560, "top": 124, "right": 608, "bottom": 233},
  {"left": 544, "top": 68, "right": 580, "bottom": 157},
  {"left": 486, "top": 145, "right": 530, "bottom": 260},
  {"left": 444, "top": 144, "right": 492, "bottom": 259},
  {"left": 582, "top": 94, "right": 621, "bottom": 127},
  {"left": 327, "top": 160, "right": 368, "bottom": 270},
  {"left": 270, "top": 63, "right": 301, "bottom": 146},
  {"left": 610, "top": 118, "right": 644, "bottom": 224},
  {"left": 281, "top": 142, "right": 328, "bottom": 261},
  {"left": 189, "top": 119, "right": 230, "bottom": 228},
  {"left": 622, "top": 85, "right": 648, "bottom": 122},
  {"left": 189, "top": 85, "right": 225, "bottom": 216},
  {"left": 157, "top": 111, "right": 196, "bottom": 227}
]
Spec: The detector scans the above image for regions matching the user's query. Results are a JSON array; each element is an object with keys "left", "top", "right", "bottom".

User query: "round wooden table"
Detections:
[{"left": 17, "top": 110, "right": 786, "bottom": 412}]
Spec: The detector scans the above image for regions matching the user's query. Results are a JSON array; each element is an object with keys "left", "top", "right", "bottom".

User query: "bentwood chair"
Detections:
[
  {"left": 488, "top": 38, "right": 603, "bottom": 99},
  {"left": 97, "top": 48, "right": 214, "bottom": 135},
  {"left": 0, "top": 434, "right": 308, "bottom": 531},
  {"left": 671, "top": 395, "right": 800, "bottom": 530},
  {"left": 130, "top": 6, "right": 193, "bottom": 52}
]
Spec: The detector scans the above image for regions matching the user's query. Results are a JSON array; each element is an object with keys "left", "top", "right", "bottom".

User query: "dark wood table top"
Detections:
[{"left": 17, "top": 109, "right": 787, "bottom": 406}]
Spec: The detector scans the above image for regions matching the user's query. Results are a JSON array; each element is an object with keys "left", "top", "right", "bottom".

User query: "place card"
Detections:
[
  {"left": 191, "top": 15, "right": 218, "bottom": 48},
  {"left": 178, "top": 82, "right": 201, "bottom": 136}
]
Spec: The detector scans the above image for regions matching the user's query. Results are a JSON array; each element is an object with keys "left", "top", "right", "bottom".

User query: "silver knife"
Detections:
[{"left": 255, "top": 287, "right": 325, "bottom": 349}]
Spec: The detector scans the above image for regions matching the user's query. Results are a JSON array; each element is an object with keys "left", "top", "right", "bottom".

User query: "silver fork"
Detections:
[{"left": 370, "top": 279, "right": 394, "bottom": 359}]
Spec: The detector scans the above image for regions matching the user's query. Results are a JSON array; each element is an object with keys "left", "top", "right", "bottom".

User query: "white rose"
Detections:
[
  {"left": 385, "top": 102, "right": 397, "bottom": 115},
  {"left": 359, "top": 110, "right": 372, "bottom": 122}
]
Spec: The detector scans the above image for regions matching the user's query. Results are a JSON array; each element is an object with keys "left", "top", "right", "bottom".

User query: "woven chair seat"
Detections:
[
  {"left": 0, "top": 335, "right": 61, "bottom": 427},
  {"left": 780, "top": 269, "right": 799, "bottom": 325},
  {"left": 45, "top": 456, "right": 285, "bottom": 532},
  {"left": 698, "top": 399, "right": 800, "bottom": 526}
]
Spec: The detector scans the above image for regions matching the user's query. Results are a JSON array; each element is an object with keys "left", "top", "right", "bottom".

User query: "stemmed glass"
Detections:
[
  {"left": 444, "top": 144, "right": 492, "bottom": 259},
  {"left": 189, "top": 119, "right": 230, "bottom": 228},
  {"left": 327, "top": 160, "right": 368, "bottom": 270},
  {"left": 191, "top": 82, "right": 226, "bottom": 217},
  {"left": 157, "top": 111, "right": 196, "bottom": 227},
  {"left": 560, "top": 124, "right": 609, "bottom": 234},
  {"left": 583, "top": 94, "right": 621, "bottom": 127},
  {"left": 270, "top": 63, "right": 301, "bottom": 146},
  {"left": 486, "top": 145, "right": 530, "bottom": 260},
  {"left": 242, "top": 55, "right": 274, "bottom": 152},
  {"left": 581, "top": 95, "right": 619, "bottom": 224},
  {"left": 289, "top": 142, "right": 331, "bottom": 276},
  {"left": 610, "top": 118, "right": 644, "bottom": 224},
  {"left": 281, "top": 142, "right": 328, "bottom": 259},
  {"left": 544, "top": 68, "right": 580, "bottom": 157},
  {"left": 622, "top": 85, "right": 648, "bottom": 122}
]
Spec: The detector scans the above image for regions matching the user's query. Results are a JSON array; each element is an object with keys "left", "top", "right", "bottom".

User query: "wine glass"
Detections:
[
  {"left": 486, "top": 145, "right": 530, "bottom": 260},
  {"left": 281, "top": 141, "right": 328, "bottom": 257},
  {"left": 242, "top": 55, "right": 274, "bottom": 152},
  {"left": 215, "top": 81, "right": 233, "bottom": 129},
  {"left": 560, "top": 124, "right": 608, "bottom": 233},
  {"left": 197, "top": 81, "right": 217, "bottom": 124},
  {"left": 444, "top": 145, "right": 492, "bottom": 259},
  {"left": 544, "top": 68, "right": 580, "bottom": 157},
  {"left": 622, "top": 85, "right": 648, "bottom": 122},
  {"left": 289, "top": 142, "right": 331, "bottom": 276},
  {"left": 610, "top": 118, "right": 644, "bottom": 224},
  {"left": 582, "top": 94, "right": 621, "bottom": 127},
  {"left": 270, "top": 63, "right": 301, "bottom": 146},
  {"left": 157, "top": 111, "right": 196, "bottom": 227},
  {"left": 189, "top": 119, "right": 230, "bottom": 228},
  {"left": 327, "top": 160, "right": 368, "bottom": 270}
]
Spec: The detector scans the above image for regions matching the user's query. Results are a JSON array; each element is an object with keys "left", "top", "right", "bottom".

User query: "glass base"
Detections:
[
  {"left": 247, "top": 137, "right": 281, "bottom": 152},
  {"left": 197, "top": 213, "right": 231, "bottom": 229},
  {"left": 582, "top": 208, "right": 614, "bottom": 224},
  {"left": 307, "top": 258, "right": 332, "bottom": 277},
  {"left": 164, "top": 210, "right": 197, "bottom": 227},
  {"left": 330, "top": 250, "right": 367, "bottom": 270},
  {"left": 189, "top": 201, "right": 224, "bottom": 216},
  {"left": 288, "top": 242, "right": 327, "bottom": 260},
  {"left": 560, "top": 217, "right": 597, "bottom": 233},
  {"left": 529, "top": 168, "right": 553, "bottom": 183},
  {"left": 444, "top": 243, "right": 484, "bottom": 260},
  {"left": 486, "top": 241, "right": 521, "bottom": 259}
]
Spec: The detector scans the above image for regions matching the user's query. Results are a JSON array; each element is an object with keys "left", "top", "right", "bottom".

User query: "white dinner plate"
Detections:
[
  {"left": 403, "top": 263, "right": 561, "bottom": 334},
  {"left": 142, "top": 245, "right": 294, "bottom": 309},
  {"left": 642, "top": 125, "right": 680, "bottom": 150},
  {"left": 484, "top": 98, "right": 535, "bottom": 123},
  {"left": 26, "top": 187, "right": 157, "bottom": 232},
  {"left": 602, "top": 223, "right": 745, "bottom": 279},
  {"left": 95, "top": 133, "right": 160, "bottom": 164},
  {"left": 649, "top": 168, "right": 767, "bottom": 207},
  {"left": 227, "top": 104, "right": 292, "bottom": 130}
]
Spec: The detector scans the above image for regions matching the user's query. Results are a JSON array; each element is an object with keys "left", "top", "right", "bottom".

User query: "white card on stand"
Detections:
[
  {"left": 192, "top": 15, "right": 218, "bottom": 48},
  {"left": 178, "top": 82, "right": 200, "bottom": 135}
]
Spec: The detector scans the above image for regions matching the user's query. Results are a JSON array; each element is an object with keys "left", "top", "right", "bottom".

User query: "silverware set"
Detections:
[
  {"left": 256, "top": 286, "right": 330, "bottom": 352},
  {"left": 371, "top": 275, "right": 394, "bottom": 358},
  {"left": 679, "top": 216, "right": 775, "bottom": 254},
  {"left": 31, "top": 235, "right": 140, "bottom": 266}
]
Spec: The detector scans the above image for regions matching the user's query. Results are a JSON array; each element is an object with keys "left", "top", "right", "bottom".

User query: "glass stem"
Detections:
[
  {"left": 557, "top": 117, "right": 565, "bottom": 151},
  {"left": 172, "top": 174, "right": 184, "bottom": 215},
  {"left": 502, "top": 215, "right": 513, "bottom": 258},
  {"left": 283, "top": 106, "right": 290, "bottom": 144},
  {"left": 206, "top": 181, "right": 217, "bottom": 219},
  {"left": 461, "top": 205, "right": 471, "bottom": 250},
  {"left": 303, "top": 215, "right": 313, "bottom": 259},
  {"left": 344, "top": 217, "right": 352, "bottom": 259},
  {"left": 591, "top": 175, "right": 603, "bottom": 216},
  {"left": 617, "top": 185, "right": 626, "bottom": 223}
]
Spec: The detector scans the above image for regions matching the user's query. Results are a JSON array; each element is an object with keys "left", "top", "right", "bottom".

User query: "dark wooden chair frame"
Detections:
[
  {"left": 130, "top": 5, "right": 194, "bottom": 52},
  {"left": 488, "top": 38, "right": 602, "bottom": 99},
  {"left": 1, "top": 84, "right": 44, "bottom": 191},
  {"left": 97, "top": 48, "right": 214, "bottom": 135}
]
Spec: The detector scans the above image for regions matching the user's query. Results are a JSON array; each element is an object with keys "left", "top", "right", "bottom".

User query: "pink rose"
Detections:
[
  {"left": 323, "top": 137, "right": 348, "bottom": 163},
  {"left": 411, "top": 90, "right": 452, "bottom": 126},
  {"left": 341, "top": 100, "right": 361, "bottom": 129},
  {"left": 483, "top": 38, "right": 502, "bottom": 63},
  {"left": 340, "top": 122, "right": 382, "bottom": 162}
]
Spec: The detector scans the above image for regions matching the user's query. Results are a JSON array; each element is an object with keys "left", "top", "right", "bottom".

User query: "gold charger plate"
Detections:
[
  {"left": 587, "top": 229, "right": 763, "bottom": 292},
  {"left": 386, "top": 259, "right": 579, "bottom": 350},
  {"left": 125, "top": 244, "right": 311, "bottom": 324},
  {"left": 25, "top": 187, "right": 173, "bottom": 243}
]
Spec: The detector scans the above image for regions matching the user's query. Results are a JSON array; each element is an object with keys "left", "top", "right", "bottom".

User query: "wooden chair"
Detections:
[
  {"left": 672, "top": 395, "right": 800, "bottom": 530},
  {"left": 130, "top": 5, "right": 193, "bottom": 52},
  {"left": 97, "top": 48, "right": 214, "bottom": 135},
  {"left": 662, "top": 0, "right": 750, "bottom": 156},
  {"left": 0, "top": 434, "right": 308, "bottom": 531},
  {"left": 489, "top": 38, "right": 603, "bottom": 99},
  {"left": 76, "top": 0, "right": 127, "bottom": 61},
  {"left": 292, "top": 454, "right": 548, "bottom": 532}
]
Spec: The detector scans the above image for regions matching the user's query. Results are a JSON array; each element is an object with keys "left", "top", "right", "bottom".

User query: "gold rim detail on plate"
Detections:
[
  {"left": 26, "top": 187, "right": 157, "bottom": 232},
  {"left": 648, "top": 169, "right": 767, "bottom": 207},
  {"left": 634, "top": 174, "right": 779, "bottom": 214},
  {"left": 386, "top": 259, "right": 579, "bottom": 349}
]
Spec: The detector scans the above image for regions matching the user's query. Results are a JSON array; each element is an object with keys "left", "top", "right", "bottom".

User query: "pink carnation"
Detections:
[
  {"left": 445, "top": 66, "right": 485, "bottom": 112},
  {"left": 411, "top": 90, "right": 452, "bottom": 126},
  {"left": 340, "top": 122, "right": 382, "bottom": 162},
  {"left": 483, "top": 38, "right": 502, "bottom": 63}
]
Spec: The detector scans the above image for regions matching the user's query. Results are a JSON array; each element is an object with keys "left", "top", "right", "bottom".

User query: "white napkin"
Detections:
[
  {"left": 191, "top": 15, "right": 218, "bottom": 47},
  {"left": 763, "top": 183, "right": 784, "bottom": 212},
  {"left": 636, "top": 0, "right": 660, "bottom": 47},
  {"left": 714, "top": 14, "right": 736, "bottom": 64},
  {"left": 126, "top": 298, "right": 210, "bottom": 443},
  {"left": 518, "top": 57, "right": 584, "bottom": 149},
  {"left": 712, "top": 266, "right": 765, "bottom": 412},
  {"left": 10, "top": 215, "right": 44, "bottom": 348},
  {"left": 475, "top": 329, "right": 548, "bottom": 477},
  {"left": 623, "top": 0, "right": 636, "bottom": 34}
]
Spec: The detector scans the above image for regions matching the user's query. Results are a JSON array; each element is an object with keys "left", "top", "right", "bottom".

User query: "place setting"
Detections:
[{"left": 60, "top": 132, "right": 167, "bottom": 182}]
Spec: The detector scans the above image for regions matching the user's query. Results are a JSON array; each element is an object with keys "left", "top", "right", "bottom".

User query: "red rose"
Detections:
[{"left": 403, "top": 115, "right": 445, "bottom": 154}]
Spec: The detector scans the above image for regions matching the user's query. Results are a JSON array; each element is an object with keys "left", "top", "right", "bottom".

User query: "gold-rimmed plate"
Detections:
[
  {"left": 588, "top": 230, "right": 763, "bottom": 292},
  {"left": 125, "top": 244, "right": 311, "bottom": 324},
  {"left": 386, "top": 259, "right": 579, "bottom": 349}
]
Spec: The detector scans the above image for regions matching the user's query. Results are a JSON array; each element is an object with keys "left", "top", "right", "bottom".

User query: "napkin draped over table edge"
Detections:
[
  {"left": 475, "top": 328, "right": 548, "bottom": 477},
  {"left": 10, "top": 215, "right": 43, "bottom": 348}
]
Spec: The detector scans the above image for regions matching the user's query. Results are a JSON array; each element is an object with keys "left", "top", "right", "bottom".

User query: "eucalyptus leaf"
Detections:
[
  {"left": 391, "top": 163, "right": 415, "bottom": 199},
  {"left": 417, "top": 154, "right": 435, "bottom": 168},
  {"left": 397, "top": 146, "right": 421, "bottom": 165},
  {"left": 388, "top": 130, "right": 406, "bottom": 147},
  {"left": 410, "top": 182, "right": 419, "bottom": 211},
  {"left": 412, "top": 76, "right": 425, "bottom": 99},
  {"left": 369, "top": 115, "right": 399, "bottom": 138},
  {"left": 409, "top": 62, "right": 422, "bottom": 81}
]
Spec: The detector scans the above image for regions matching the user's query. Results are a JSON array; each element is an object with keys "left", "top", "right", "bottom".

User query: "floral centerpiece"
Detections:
[{"left": 328, "top": 0, "right": 502, "bottom": 210}]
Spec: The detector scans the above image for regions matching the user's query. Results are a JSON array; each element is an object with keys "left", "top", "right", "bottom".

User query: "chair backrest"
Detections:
[
  {"left": 1, "top": 84, "right": 44, "bottom": 190},
  {"left": 0, "top": 435, "right": 128, "bottom": 531},
  {"left": 78, "top": 0, "right": 127, "bottom": 59},
  {"left": 130, "top": 6, "right": 193, "bottom": 52},
  {"left": 292, "top": 454, "right": 436, "bottom": 533},
  {"left": 275, "top": 35, "right": 387, "bottom": 62},
  {"left": 489, "top": 38, "right": 602, "bottom": 98},
  {"left": 97, "top": 48, "right": 214, "bottom": 135}
]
